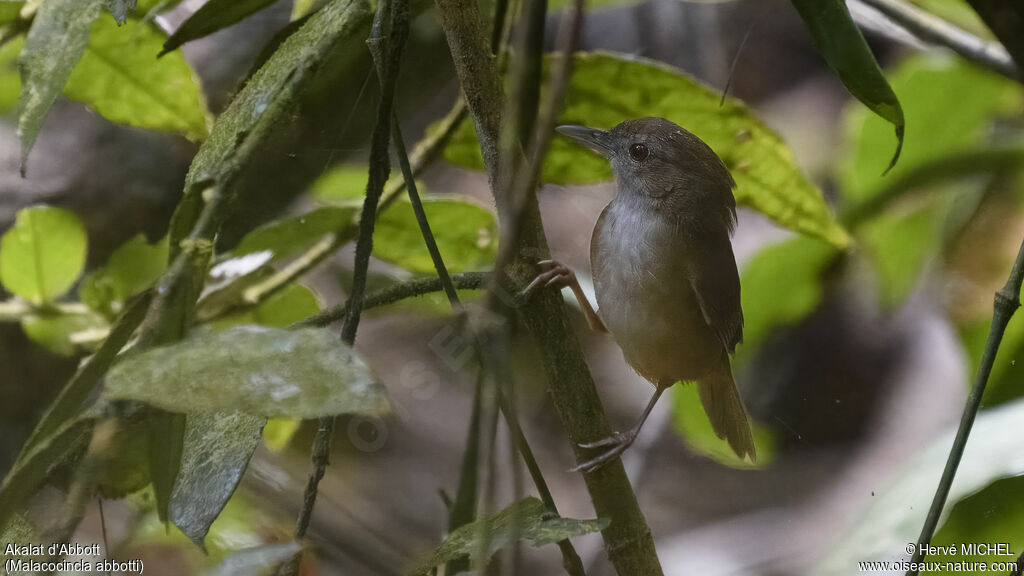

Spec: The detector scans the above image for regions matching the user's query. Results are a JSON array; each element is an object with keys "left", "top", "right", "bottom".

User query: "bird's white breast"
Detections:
[{"left": 592, "top": 199, "right": 720, "bottom": 384}]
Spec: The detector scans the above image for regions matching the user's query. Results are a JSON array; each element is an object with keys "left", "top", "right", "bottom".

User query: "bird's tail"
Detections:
[{"left": 697, "top": 357, "right": 756, "bottom": 461}]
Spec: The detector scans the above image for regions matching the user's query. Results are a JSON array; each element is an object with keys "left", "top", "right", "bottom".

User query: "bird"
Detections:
[{"left": 526, "top": 117, "right": 756, "bottom": 473}]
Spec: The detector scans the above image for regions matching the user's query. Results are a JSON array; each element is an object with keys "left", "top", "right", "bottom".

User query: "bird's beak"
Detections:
[{"left": 556, "top": 125, "right": 614, "bottom": 157}]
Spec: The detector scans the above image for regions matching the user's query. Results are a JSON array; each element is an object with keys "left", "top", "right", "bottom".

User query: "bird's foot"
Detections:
[
  {"left": 570, "top": 430, "right": 638, "bottom": 474},
  {"left": 522, "top": 260, "right": 576, "bottom": 298}
]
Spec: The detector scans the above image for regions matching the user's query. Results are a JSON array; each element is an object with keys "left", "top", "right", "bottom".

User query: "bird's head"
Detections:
[{"left": 557, "top": 117, "right": 736, "bottom": 228}]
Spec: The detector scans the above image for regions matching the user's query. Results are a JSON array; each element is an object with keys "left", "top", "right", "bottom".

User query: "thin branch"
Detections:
[
  {"left": 906, "top": 236, "right": 1024, "bottom": 575},
  {"left": 854, "top": 0, "right": 1020, "bottom": 82},
  {"left": 293, "top": 273, "right": 487, "bottom": 328},
  {"left": 288, "top": 0, "right": 410, "bottom": 567}
]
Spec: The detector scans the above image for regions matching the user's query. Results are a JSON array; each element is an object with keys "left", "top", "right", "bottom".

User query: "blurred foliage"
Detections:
[
  {"left": 442, "top": 51, "right": 851, "bottom": 248},
  {"left": 82, "top": 234, "right": 168, "bottom": 316},
  {"left": 672, "top": 384, "right": 777, "bottom": 468},
  {"left": 233, "top": 206, "right": 358, "bottom": 260},
  {"left": 0, "top": 36, "right": 20, "bottom": 113},
  {"left": 816, "top": 400, "right": 1024, "bottom": 575},
  {"left": 930, "top": 475, "right": 1024, "bottom": 575}
]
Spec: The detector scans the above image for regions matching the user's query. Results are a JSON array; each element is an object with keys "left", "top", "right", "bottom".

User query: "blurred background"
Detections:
[{"left": 1, "top": 0, "right": 1023, "bottom": 574}]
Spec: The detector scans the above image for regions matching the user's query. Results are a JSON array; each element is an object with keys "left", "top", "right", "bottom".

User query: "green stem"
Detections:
[{"left": 906, "top": 235, "right": 1024, "bottom": 575}]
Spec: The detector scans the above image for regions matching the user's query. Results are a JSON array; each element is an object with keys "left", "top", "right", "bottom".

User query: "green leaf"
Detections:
[
  {"left": 0, "top": 416, "right": 94, "bottom": 534},
  {"left": 858, "top": 195, "right": 951, "bottom": 307},
  {"left": 789, "top": 0, "right": 904, "bottom": 172},
  {"left": 930, "top": 475, "right": 1024, "bottom": 574},
  {"left": 147, "top": 410, "right": 185, "bottom": 523},
  {"left": 376, "top": 197, "right": 498, "bottom": 274},
  {"left": 814, "top": 399, "right": 1024, "bottom": 575},
  {"left": 963, "top": 313, "right": 1024, "bottom": 409},
  {"left": 261, "top": 418, "right": 300, "bottom": 452},
  {"left": 0, "top": 206, "right": 88, "bottom": 303},
  {"left": 103, "top": 0, "right": 136, "bottom": 24},
  {"left": 409, "top": 497, "right": 607, "bottom": 575},
  {"left": 841, "top": 55, "right": 1020, "bottom": 206},
  {"left": 200, "top": 543, "right": 303, "bottom": 576},
  {"left": 21, "top": 310, "right": 108, "bottom": 356},
  {"left": 104, "top": 327, "right": 389, "bottom": 418},
  {"left": 170, "top": 412, "right": 266, "bottom": 548},
  {"left": 161, "top": 0, "right": 278, "bottom": 56},
  {"left": 442, "top": 52, "right": 850, "bottom": 248},
  {"left": 233, "top": 206, "right": 358, "bottom": 260},
  {"left": 734, "top": 236, "right": 838, "bottom": 368},
  {"left": 209, "top": 283, "right": 322, "bottom": 329},
  {"left": 17, "top": 0, "right": 104, "bottom": 173},
  {"left": 169, "top": 0, "right": 371, "bottom": 249},
  {"left": 0, "top": 2, "right": 24, "bottom": 25},
  {"left": 671, "top": 384, "right": 776, "bottom": 468},
  {"left": 0, "top": 36, "right": 21, "bottom": 114},
  {"left": 309, "top": 163, "right": 368, "bottom": 205},
  {"left": 81, "top": 235, "right": 168, "bottom": 315},
  {"left": 64, "top": 17, "right": 208, "bottom": 140}
]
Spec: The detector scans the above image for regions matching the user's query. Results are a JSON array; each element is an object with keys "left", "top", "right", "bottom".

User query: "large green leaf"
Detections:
[
  {"left": 160, "top": 0, "right": 277, "bottom": 56},
  {"left": 814, "top": 399, "right": 1024, "bottom": 574},
  {"left": 443, "top": 51, "right": 850, "bottom": 248},
  {"left": 169, "top": 0, "right": 370, "bottom": 248},
  {"left": 0, "top": 206, "right": 87, "bottom": 304},
  {"left": 408, "top": 497, "right": 607, "bottom": 576},
  {"left": 170, "top": 412, "right": 266, "bottom": 548},
  {"left": 841, "top": 55, "right": 1020, "bottom": 206},
  {"left": 64, "top": 17, "right": 208, "bottom": 139},
  {"left": 16, "top": 0, "right": 104, "bottom": 173},
  {"left": 790, "top": 0, "right": 904, "bottom": 171},
  {"left": 104, "top": 327, "right": 389, "bottom": 418},
  {"left": 375, "top": 197, "right": 498, "bottom": 274},
  {"left": 233, "top": 206, "right": 358, "bottom": 260}
]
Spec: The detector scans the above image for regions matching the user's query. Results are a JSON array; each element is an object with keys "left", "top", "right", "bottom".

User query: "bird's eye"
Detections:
[{"left": 628, "top": 143, "right": 649, "bottom": 162}]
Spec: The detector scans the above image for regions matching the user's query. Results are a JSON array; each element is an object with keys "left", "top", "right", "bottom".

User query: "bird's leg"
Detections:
[
  {"left": 523, "top": 259, "right": 607, "bottom": 332},
  {"left": 571, "top": 384, "right": 668, "bottom": 473}
]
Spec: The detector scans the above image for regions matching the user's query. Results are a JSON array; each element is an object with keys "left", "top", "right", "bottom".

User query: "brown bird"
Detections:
[{"left": 528, "top": 117, "right": 756, "bottom": 473}]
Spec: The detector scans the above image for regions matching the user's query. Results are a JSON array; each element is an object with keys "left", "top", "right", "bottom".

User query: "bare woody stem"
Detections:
[
  {"left": 432, "top": 0, "right": 664, "bottom": 573},
  {"left": 906, "top": 236, "right": 1024, "bottom": 575}
]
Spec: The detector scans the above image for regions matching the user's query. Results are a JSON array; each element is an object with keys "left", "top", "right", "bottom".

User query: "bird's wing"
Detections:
[{"left": 687, "top": 231, "right": 744, "bottom": 354}]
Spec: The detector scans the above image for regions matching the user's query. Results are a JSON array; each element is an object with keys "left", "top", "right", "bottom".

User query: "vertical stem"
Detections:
[
  {"left": 432, "top": 0, "right": 663, "bottom": 573},
  {"left": 906, "top": 236, "right": 1024, "bottom": 575}
]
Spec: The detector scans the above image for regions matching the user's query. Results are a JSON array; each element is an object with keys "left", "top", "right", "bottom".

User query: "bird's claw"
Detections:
[
  {"left": 570, "top": 431, "right": 637, "bottom": 474},
  {"left": 521, "top": 260, "right": 576, "bottom": 298}
]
